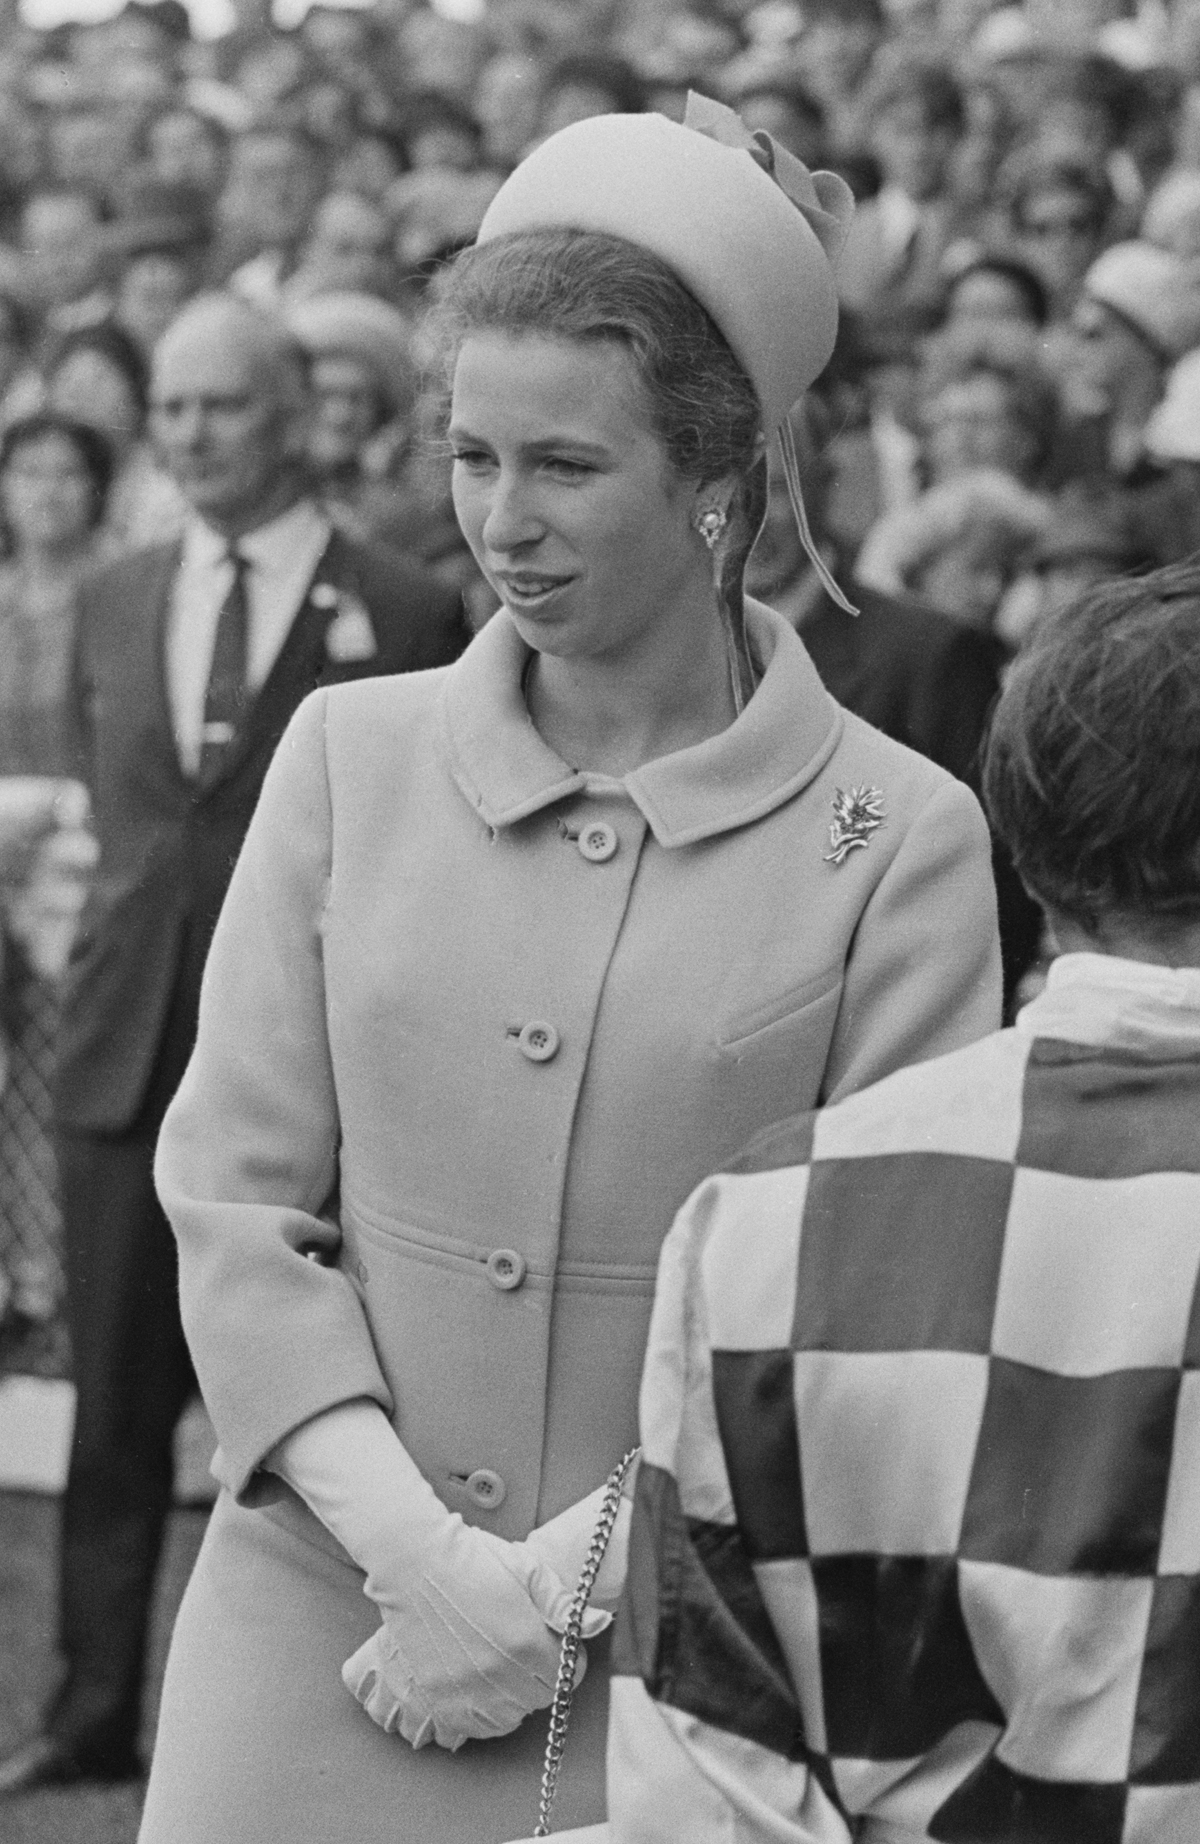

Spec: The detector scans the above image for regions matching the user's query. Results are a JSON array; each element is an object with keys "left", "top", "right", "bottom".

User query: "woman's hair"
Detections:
[
  {"left": 946, "top": 251, "right": 1049, "bottom": 327},
  {"left": 427, "top": 228, "right": 761, "bottom": 487},
  {"left": 0, "top": 411, "right": 115, "bottom": 535},
  {"left": 45, "top": 321, "right": 151, "bottom": 425},
  {"left": 983, "top": 560, "right": 1200, "bottom": 927}
]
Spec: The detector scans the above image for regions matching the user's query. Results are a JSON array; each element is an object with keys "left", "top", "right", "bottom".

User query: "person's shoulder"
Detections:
[{"left": 722, "top": 1026, "right": 1027, "bottom": 1187}]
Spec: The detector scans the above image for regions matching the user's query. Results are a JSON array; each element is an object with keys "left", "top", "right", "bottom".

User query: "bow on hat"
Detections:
[
  {"left": 684, "top": 90, "right": 859, "bottom": 622},
  {"left": 684, "top": 91, "right": 854, "bottom": 268}
]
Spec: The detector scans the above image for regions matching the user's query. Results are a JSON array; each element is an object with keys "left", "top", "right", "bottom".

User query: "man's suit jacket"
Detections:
[
  {"left": 58, "top": 523, "right": 467, "bottom": 1135},
  {"left": 799, "top": 577, "right": 1043, "bottom": 1000}
]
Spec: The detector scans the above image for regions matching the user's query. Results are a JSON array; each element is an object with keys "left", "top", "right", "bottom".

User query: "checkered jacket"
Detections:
[{"left": 609, "top": 1006, "right": 1200, "bottom": 1844}]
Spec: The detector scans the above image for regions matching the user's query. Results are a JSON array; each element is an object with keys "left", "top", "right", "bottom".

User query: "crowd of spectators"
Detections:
[{"left": 1, "top": 0, "right": 1199, "bottom": 1364}]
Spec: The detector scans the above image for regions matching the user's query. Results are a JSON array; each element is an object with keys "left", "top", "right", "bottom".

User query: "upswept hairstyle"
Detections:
[
  {"left": 983, "top": 561, "right": 1200, "bottom": 928},
  {"left": 426, "top": 228, "right": 762, "bottom": 489}
]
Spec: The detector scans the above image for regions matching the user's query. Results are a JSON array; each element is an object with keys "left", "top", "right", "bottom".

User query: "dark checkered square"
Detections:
[
  {"left": 960, "top": 1360, "right": 1178, "bottom": 1575},
  {"left": 712, "top": 1350, "right": 806, "bottom": 1561},
  {"left": 813, "top": 1555, "right": 1004, "bottom": 1760},
  {"left": 1130, "top": 1576, "right": 1200, "bottom": 1786},
  {"left": 793, "top": 1154, "right": 1012, "bottom": 1354},
  {"left": 616, "top": 1461, "right": 808, "bottom": 1763},
  {"left": 930, "top": 1754, "right": 1127, "bottom": 1842},
  {"left": 1018, "top": 1042, "right": 1200, "bottom": 1180}
]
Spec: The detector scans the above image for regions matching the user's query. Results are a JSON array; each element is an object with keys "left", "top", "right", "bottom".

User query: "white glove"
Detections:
[{"left": 269, "top": 1401, "right": 607, "bottom": 1752}]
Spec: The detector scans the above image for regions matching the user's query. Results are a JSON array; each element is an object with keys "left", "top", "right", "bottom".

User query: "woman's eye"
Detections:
[
  {"left": 543, "top": 457, "right": 591, "bottom": 479},
  {"left": 451, "top": 449, "right": 493, "bottom": 470}
]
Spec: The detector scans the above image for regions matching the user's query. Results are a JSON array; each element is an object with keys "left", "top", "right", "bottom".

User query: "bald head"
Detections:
[{"left": 150, "top": 293, "right": 313, "bottom": 534}]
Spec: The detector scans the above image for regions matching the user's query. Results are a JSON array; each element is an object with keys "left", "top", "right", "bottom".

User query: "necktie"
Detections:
[{"left": 199, "top": 546, "right": 250, "bottom": 781}]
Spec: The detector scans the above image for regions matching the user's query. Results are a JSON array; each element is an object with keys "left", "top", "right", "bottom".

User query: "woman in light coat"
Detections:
[{"left": 141, "top": 102, "right": 1002, "bottom": 1844}]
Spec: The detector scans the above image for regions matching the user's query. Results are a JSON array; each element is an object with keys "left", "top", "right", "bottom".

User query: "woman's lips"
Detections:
[{"left": 496, "top": 572, "right": 575, "bottom": 608}]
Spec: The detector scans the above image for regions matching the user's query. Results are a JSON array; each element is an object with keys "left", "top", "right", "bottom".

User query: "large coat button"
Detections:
[
  {"left": 518, "top": 1021, "right": 560, "bottom": 1062},
  {"left": 465, "top": 1469, "right": 506, "bottom": 1511},
  {"left": 485, "top": 1248, "right": 527, "bottom": 1291},
  {"left": 577, "top": 821, "right": 618, "bottom": 863}
]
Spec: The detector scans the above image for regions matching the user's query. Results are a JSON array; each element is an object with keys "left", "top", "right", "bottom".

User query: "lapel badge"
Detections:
[
  {"left": 322, "top": 588, "right": 378, "bottom": 663},
  {"left": 824, "top": 785, "right": 885, "bottom": 865}
]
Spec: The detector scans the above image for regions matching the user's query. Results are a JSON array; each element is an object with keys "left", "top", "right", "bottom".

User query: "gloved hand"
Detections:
[
  {"left": 269, "top": 1401, "right": 607, "bottom": 1753},
  {"left": 521, "top": 1481, "right": 634, "bottom": 1616},
  {"left": 341, "top": 1531, "right": 609, "bottom": 1750}
]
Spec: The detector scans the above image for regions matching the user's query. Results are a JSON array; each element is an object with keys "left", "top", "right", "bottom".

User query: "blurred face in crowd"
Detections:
[
  {"left": 49, "top": 108, "right": 136, "bottom": 193},
  {"left": 915, "top": 527, "right": 1014, "bottom": 630},
  {"left": 150, "top": 299, "right": 311, "bottom": 534},
  {"left": 48, "top": 347, "right": 144, "bottom": 464},
  {"left": 309, "top": 354, "right": 385, "bottom": 471},
  {"left": 538, "top": 81, "right": 625, "bottom": 141},
  {"left": 298, "top": 192, "right": 393, "bottom": 297},
  {"left": 474, "top": 54, "right": 543, "bottom": 168},
  {"left": 449, "top": 332, "right": 706, "bottom": 664},
  {"left": 946, "top": 267, "right": 1041, "bottom": 330},
  {"left": 333, "top": 133, "right": 405, "bottom": 201},
  {"left": 147, "top": 109, "right": 228, "bottom": 198},
  {"left": 1015, "top": 185, "right": 1106, "bottom": 313},
  {"left": 116, "top": 251, "right": 196, "bottom": 354},
  {"left": 407, "top": 120, "right": 479, "bottom": 174},
  {"left": 21, "top": 191, "right": 103, "bottom": 309},
  {"left": 222, "top": 130, "right": 323, "bottom": 249},
  {"left": 1, "top": 431, "right": 95, "bottom": 554},
  {"left": 801, "top": 13, "right": 881, "bottom": 103},
  {"left": 923, "top": 372, "right": 1038, "bottom": 482},
  {"left": 872, "top": 96, "right": 958, "bottom": 201},
  {"left": 1060, "top": 294, "right": 1162, "bottom": 422}
]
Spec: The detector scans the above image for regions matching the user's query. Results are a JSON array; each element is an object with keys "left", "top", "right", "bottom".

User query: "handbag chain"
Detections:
[{"left": 532, "top": 1446, "right": 641, "bottom": 1838}]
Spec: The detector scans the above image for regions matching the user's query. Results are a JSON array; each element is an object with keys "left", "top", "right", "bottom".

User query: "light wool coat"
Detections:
[{"left": 142, "top": 604, "right": 1000, "bottom": 1844}]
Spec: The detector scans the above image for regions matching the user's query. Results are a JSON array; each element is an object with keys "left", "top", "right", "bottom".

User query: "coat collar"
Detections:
[{"left": 440, "top": 599, "right": 842, "bottom": 848}]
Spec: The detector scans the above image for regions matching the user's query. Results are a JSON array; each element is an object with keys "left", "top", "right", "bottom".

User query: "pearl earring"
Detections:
[{"left": 695, "top": 506, "right": 728, "bottom": 550}]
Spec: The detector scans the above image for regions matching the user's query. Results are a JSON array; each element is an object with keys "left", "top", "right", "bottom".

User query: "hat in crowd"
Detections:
[
  {"left": 1142, "top": 168, "right": 1200, "bottom": 259},
  {"left": 286, "top": 292, "right": 416, "bottom": 419},
  {"left": 477, "top": 94, "right": 854, "bottom": 429},
  {"left": 1144, "top": 348, "right": 1200, "bottom": 462},
  {"left": 1083, "top": 241, "right": 1200, "bottom": 363}
]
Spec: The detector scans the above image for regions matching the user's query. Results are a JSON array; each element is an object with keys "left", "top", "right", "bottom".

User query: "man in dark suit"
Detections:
[
  {"left": 0, "top": 294, "right": 465, "bottom": 1795},
  {"left": 747, "top": 406, "right": 1042, "bottom": 1004}
]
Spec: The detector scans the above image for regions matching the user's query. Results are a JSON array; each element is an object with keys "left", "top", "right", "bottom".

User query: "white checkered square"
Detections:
[
  {"left": 700, "top": 1168, "right": 807, "bottom": 1351},
  {"left": 960, "top": 1560, "right": 1153, "bottom": 1782},
  {"left": 1158, "top": 1371, "right": 1200, "bottom": 1574},
  {"left": 794, "top": 1350, "right": 988, "bottom": 1556},
  {"left": 991, "top": 1170, "right": 1200, "bottom": 1376},
  {"left": 752, "top": 1557, "right": 826, "bottom": 1753},
  {"left": 812, "top": 1031, "right": 1028, "bottom": 1165}
]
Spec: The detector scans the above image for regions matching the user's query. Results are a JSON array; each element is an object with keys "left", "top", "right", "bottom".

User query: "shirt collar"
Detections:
[
  {"left": 182, "top": 497, "right": 332, "bottom": 572},
  {"left": 1017, "top": 950, "right": 1200, "bottom": 1058},
  {"left": 440, "top": 599, "right": 842, "bottom": 848}
]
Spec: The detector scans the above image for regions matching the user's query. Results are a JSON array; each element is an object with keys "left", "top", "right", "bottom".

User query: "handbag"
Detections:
[{"left": 506, "top": 1448, "right": 639, "bottom": 1842}]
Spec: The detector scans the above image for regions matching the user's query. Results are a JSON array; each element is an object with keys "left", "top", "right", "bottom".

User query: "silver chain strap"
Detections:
[{"left": 532, "top": 1447, "right": 640, "bottom": 1838}]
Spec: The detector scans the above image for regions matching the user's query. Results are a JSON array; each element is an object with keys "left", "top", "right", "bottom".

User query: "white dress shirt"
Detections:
[{"left": 166, "top": 497, "right": 332, "bottom": 777}]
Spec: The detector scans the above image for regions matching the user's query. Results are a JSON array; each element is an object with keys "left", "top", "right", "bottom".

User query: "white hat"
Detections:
[
  {"left": 477, "top": 96, "right": 853, "bottom": 429},
  {"left": 1084, "top": 242, "right": 1200, "bottom": 363},
  {"left": 1145, "top": 349, "right": 1200, "bottom": 462}
]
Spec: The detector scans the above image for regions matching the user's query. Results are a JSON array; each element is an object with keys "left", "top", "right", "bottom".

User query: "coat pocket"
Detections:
[{"left": 715, "top": 964, "right": 843, "bottom": 1053}]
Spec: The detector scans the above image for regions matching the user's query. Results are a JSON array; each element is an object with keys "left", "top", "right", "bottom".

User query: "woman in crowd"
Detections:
[
  {"left": 43, "top": 323, "right": 183, "bottom": 552},
  {"left": 140, "top": 103, "right": 1001, "bottom": 1844},
  {"left": 0, "top": 414, "right": 108, "bottom": 1342}
]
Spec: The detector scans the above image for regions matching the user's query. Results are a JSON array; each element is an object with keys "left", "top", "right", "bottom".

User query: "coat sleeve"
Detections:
[
  {"left": 820, "top": 774, "right": 1001, "bottom": 1105},
  {"left": 154, "top": 687, "right": 392, "bottom": 1500}
]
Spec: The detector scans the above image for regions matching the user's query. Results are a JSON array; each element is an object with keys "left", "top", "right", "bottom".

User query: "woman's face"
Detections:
[
  {"left": 48, "top": 349, "right": 143, "bottom": 456},
  {"left": 450, "top": 332, "right": 701, "bottom": 664},
  {"left": 1, "top": 431, "right": 94, "bottom": 551}
]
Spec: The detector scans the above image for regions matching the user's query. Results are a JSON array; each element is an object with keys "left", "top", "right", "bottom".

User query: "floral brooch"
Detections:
[{"left": 824, "top": 785, "right": 885, "bottom": 865}]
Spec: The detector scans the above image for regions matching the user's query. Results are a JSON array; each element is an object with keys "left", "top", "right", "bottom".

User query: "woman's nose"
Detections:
[{"left": 481, "top": 476, "right": 544, "bottom": 553}]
